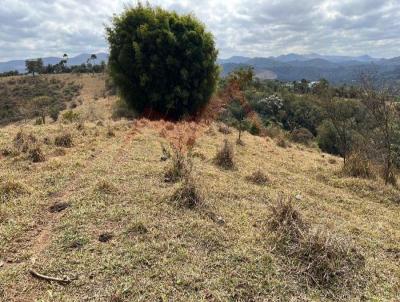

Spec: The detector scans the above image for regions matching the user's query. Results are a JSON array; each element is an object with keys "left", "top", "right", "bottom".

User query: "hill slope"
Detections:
[{"left": 0, "top": 75, "right": 399, "bottom": 301}]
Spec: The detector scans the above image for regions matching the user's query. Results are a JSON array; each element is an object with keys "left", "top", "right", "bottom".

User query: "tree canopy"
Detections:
[{"left": 106, "top": 4, "right": 219, "bottom": 119}]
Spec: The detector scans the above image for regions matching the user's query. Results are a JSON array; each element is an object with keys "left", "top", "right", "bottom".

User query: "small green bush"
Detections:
[
  {"left": 62, "top": 110, "right": 80, "bottom": 123},
  {"left": 49, "top": 105, "right": 60, "bottom": 121},
  {"left": 249, "top": 123, "right": 261, "bottom": 136},
  {"left": 317, "top": 120, "right": 341, "bottom": 155}
]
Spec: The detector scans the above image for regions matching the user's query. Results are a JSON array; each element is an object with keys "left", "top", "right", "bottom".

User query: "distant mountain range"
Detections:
[
  {"left": 1, "top": 52, "right": 400, "bottom": 85},
  {"left": 0, "top": 53, "right": 109, "bottom": 73},
  {"left": 218, "top": 53, "right": 400, "bottom": 85}
]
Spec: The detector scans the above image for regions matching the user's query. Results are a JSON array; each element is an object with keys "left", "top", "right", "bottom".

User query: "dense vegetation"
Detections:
[
  {"left": 220, "top": 68, "right": 400, "bottom": 184},
  {"left": 106, "top": 4, "right": 219, "bottom": 119}
]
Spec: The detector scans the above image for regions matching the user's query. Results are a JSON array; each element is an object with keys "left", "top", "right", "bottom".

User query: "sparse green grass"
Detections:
[
  {"left": 0, "top": 76, "right": 81, "bottom": 125},
  {"left": 0, "top": 75, "right": 399, "bottom": 301}
]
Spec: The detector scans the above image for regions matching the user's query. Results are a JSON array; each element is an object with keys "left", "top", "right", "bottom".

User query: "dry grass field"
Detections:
[{"left": 0, "top": 74, "right": 399, "bottom": 301}]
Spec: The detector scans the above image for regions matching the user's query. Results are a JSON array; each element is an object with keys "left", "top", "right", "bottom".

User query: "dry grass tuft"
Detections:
[
  {"left": 268, "top": 196, "right": 365, "bottom": 296},
  {"left": 214, "top": 139, "right": 235, "bottom": 170},
  {"left": 1, "top": 147, "right": 19, "bottom": 157},
  {"left": 293, "top": 229, "right": 365, "bottom": 291},
  {"left": 125, "top": 222, "right": 148, "bottom": 236},
  {"left": 13, "top": 130, "right": 37, "bottom": 153},
  {"left": 268, "top": 195, "right": 308, "bottom": 241},
  {"left": 0, "top": 180, "right": 26, "bottom": 202},
  {"left": 218, "top": 123, "right": 232, "bottom": 134},
  {"left": 96, "top": 179, "right": 118, "bottom": 194},
  {"left": 246, "top": 170, "right": 270, "bottom": 185},
  {"left": 107, "top": 126, "right": 116, "bottom": 137},
  {"left": 328, "top": 158, "right": 337, "bottom": 164},
  {"left": 53, "top": 148, "right": 67, "bottom": 157},
  {"left": 164, "top": 146, "right": 192, "bottom": 183},
  {"left": 76, "top": 121, "right": 85, "bottom": 131},
  {"left": 276, "top": 136, "right": 290, "bottom": 148},
  {"left": 54, "top": 132, "right": 73, "bottom": 148},
  {"left": 27, "top": 145, "right": 46, "bottom": 163},
  {"left": 343, "top": 152, "right": 375, "bottom": 179},
  {"left": 170, "top": 176, "right": 203, "bottom": 209},
  {"left": 386, "top": 170, "right": 397, "bottom": 187}
]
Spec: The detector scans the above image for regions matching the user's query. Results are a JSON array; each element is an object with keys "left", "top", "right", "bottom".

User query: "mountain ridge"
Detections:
[{"left": 2, "top": 52, "right": 399, "bottom": 85}]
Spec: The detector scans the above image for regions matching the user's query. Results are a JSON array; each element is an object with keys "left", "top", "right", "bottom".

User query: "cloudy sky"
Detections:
[{"left": 1, "top": 0, "right": 399, "bottom": 61}]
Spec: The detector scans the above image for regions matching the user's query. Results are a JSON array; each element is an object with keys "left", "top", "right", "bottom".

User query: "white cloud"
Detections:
[{"left": 0, "top": 0, "right": 399, "bottom": 61}]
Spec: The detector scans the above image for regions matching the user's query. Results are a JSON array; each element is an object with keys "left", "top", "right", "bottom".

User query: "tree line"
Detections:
[
  {"left": 0, "top": 54, "right": 106, "bottom": 77},
  {"left": 24, "top": 54, "right": 106, "bottom": 76}
]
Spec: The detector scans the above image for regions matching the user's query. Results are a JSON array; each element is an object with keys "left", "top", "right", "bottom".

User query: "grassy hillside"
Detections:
[{"left": 0, "top": 75, "right": 399, "bottom": 301}]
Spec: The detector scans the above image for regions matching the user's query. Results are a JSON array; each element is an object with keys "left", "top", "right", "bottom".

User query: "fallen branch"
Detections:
[{"left": 29, "top": 269, "right": 71, "bottom": 284}]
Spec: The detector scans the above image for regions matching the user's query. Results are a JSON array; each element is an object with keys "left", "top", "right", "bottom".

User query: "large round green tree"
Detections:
[{"left": 106, "top": 4, "right": 219, "bottom": 119}]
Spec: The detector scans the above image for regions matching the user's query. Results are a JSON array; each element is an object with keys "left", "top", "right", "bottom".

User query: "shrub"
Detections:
[
  {"left": 290, "top": 127, "right": 314, "bottom": 145},
  {"left": 214, "top": 139, "right": 235, "bottom": 169},
  {"left": 343, "top": 152, "right": 375, "bottom": 179},
  {"left": 249, "top": 122, "right": 261, "bottom": 136},
  {"left": 27, "top": 145, "right": 45, "bottom": 163},
  {"left": 170, "top": 176, "right": 203, "bottom": 209},
  {"left": 49, "top": 105, "right": 60, "bottom": 121},
  {"left": 317, "top": 120, "right": 341, "bottom": 155},
  {"left": 265, "top": 124, "right": 283, "bottom": 139},
  {"left": 246, "top": 170, "right": 269, "bottom": 185},
  {"left": 106, "top": 4, "right": 219, "bottom": 119},
  {"left": 54, "top": 133, "right": 73, "bottom": 148}
]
